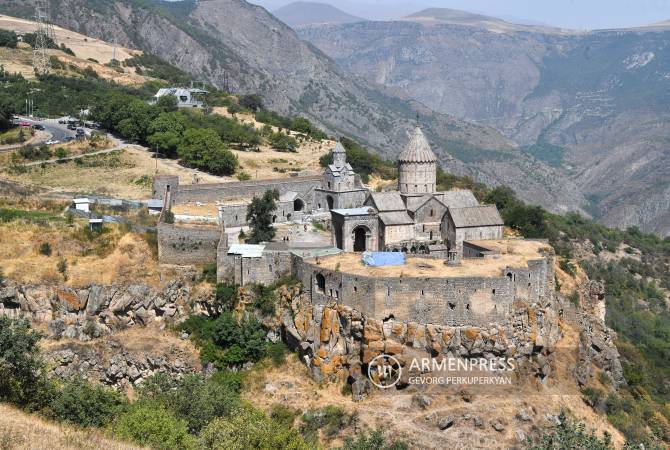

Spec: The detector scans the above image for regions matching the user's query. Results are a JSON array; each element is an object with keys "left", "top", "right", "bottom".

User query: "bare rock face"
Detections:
[
  {"left": 46, "top": 335, "right": 200, "bottom": 389},
  {"left": 569, "top": 281, "right": 626, "bottom": 388},
  {"left": 0, "top": 280, "right": 214, "bottom": 341}
]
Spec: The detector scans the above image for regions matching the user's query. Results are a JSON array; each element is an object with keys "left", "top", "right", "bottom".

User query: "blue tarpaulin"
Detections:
[{"left": 362, "top": 251, "right": 406, "bottom": 267}]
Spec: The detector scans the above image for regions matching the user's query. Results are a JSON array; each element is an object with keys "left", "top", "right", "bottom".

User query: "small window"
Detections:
[
  {"left": 354, "top": 286, "right": 358, "bottom": 293},
  {"left": 335, "top": 290, "right": 339, "bottom": 299},
  {"left": 492, "top": 289, "right": 496, "bottom": 294},
  {"left": 430, "top": 209, "right": 434, "bottom": 217},
  {"left": 448, "top": 302, "right": 456, "bottom": 311},
  {"left": 329, "top": 289, "right": 333, "bottom": 297},
  {"left": 466, "top": 304, "right": 470, "bottom": 310}
]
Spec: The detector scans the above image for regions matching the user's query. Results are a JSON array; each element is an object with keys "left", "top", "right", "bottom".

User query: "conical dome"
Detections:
[
  {"left": 333, "top": 142, "right": 346, "bottom": 154},
  {"left": 332, "top": 142, "right": 347, "bottom": 166},
  {"left": 398, "top": 127, "right": 437, "bottom": 163}
]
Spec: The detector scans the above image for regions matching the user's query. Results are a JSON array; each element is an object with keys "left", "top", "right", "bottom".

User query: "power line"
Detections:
[{"left": 33, "top": 0, "right": 56, "bottom": 75}]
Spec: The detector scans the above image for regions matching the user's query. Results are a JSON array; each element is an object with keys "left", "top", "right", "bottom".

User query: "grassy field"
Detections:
[{"left": 0, "top": 403, "right": 143, "bottom": 450}]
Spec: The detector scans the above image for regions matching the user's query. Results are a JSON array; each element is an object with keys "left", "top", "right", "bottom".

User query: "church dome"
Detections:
[{"left": 398, "top": 126, "right": 437, "bottom": 163}]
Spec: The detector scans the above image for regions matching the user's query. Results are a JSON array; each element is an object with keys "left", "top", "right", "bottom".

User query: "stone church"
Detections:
[{"left": 330, "top": 126, "right": 504, "bottom": 257}]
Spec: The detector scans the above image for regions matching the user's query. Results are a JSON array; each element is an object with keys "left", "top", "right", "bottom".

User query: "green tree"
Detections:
[
  {"left": 198, "top": 406, "right": 309, "bottom": 450},
  {"left": 48, "top": 378, "right": 126, "bottom": 427},
  {"left": 148, "top": 112, "right": 187, "bottom": 157},
  {"left": 247, "top": 189, "right": 279, "bottom": 244},
  {"left": 238, "top": 94, "right": 263, "bottom": 112},
  {"left": 0, "top": 30, "right": 18, "bottom": 48},
  {"left": 290, "top": 117, "right": 312, "bottom": 134},
  {"left": 0, "top": 317, "right": 51, "bottom": 407},
  {"left": 111, "top": 402, "right": 195, "bottom": 450},
  {"left": 483, "top": 186, "right": 520, "bottom": 213},
  {"left": 0, "top": 93, "right": 15, "bottom": 131},
  {"left": 178, "top": 128, "right": 238, "bottom": 176}
]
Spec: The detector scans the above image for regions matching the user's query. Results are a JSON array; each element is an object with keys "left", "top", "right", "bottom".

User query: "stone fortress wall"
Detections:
[
  {"left": 157, "top": 223, "right": 223, "bottom": 265},
  {"left": 153, "top": 174, "right": 323, "bottom": 205},
  {"left": 294, "top": 247, "right": 555, "bottom": 328}
]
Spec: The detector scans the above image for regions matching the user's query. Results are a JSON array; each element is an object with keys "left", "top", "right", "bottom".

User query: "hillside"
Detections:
[
  {"left": 273, "top": 1, "right": 365, "bottom": 28},
  {"left": 0, "top": 1, "right": 591, "bottom": 216},
  {"left": 0, "top": 404, "right": 142, "bottom": 450},
  {"left": 297, "top": 17, "right": 670, "bottom": 236}
]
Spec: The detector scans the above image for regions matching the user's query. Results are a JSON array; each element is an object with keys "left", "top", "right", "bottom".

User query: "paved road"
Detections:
[{"left": 14, "top": 116, "right": 77, "bottom": 144}]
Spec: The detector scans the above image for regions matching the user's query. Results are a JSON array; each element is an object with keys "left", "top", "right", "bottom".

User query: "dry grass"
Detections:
[
  {"left": 0, "top": 15, "right": 140, "bottom": 64},
  {"left": 0, "top": 15, "right": 148, "bottom": 85},
  {"left": 0, "top": 403, "right": 143, "bottom": 450},
  {"left": 0, "top": 219, "right": 165, "bottom": 287},
  {"left": 1, "top": 148, "right": 153, "bottom": 199},
  {"left": 245, "top": 331, "right": 625, "bottom": 449}
]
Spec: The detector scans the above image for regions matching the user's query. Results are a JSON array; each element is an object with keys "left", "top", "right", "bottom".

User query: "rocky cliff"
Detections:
[{"left": 298, "top": 17, "right": 670, "bottom": 235}]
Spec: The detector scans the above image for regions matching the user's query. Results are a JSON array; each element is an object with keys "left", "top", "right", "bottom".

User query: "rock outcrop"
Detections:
[
  {"left": 0, "top": 280, "right": 213, "bottom": 341},
  {"left": 280, "top": 288, "right": 562, "bottom": 399},
  {"left": 572, "top": 281, "right": 626, "bottom": 388}
]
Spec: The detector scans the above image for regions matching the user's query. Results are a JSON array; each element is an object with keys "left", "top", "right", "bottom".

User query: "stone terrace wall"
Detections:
[
  {"left": 297, "top": 252, "right": 555, "bottom": 328},
  {"left": 175, "top": 176, "right": 323, "bottom": 204},
  {"left": 157, "top": 223, "right": 221, "bottom": 265}
]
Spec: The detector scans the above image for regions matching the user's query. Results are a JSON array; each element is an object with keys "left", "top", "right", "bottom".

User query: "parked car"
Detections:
[
  {"left": 45, "top": 139, "right": 60, "bottom": 145},
  {"left": 67, "top": 124, "right": 77, "bottom": 130},
  {"left": 33, "top": 124, "right": 45, "bottom": 131},
  {"left": 18, "top": 121, "right": 31, "bottom": 127}
]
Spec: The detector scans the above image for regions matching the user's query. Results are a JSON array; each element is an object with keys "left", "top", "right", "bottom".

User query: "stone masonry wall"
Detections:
[
  {"left": 298, "top": 251, "right": 555, "bottom": 328},
  {"left": 174, "top": 176, "right": 322, "bottom": 204},
  {"left": 157, "top": 223, "right": 221, "bottom": 265}
]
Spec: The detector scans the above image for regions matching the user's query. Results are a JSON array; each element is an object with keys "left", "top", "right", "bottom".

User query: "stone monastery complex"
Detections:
[{"left": 153, "top": 127, "right": 555, "bottom": 328}]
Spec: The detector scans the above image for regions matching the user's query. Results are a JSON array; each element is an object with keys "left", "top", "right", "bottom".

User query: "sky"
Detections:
[{"left": 247, "top": 0, "right": 670, "bottom": 30}]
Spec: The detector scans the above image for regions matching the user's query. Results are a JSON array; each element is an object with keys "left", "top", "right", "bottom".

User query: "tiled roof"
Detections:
[
  {"left": 437, "top": 190, "right": 479, "bottom": 209},
  {"left": 379, "top": 211, "right": 414, "bottom": 225},
  {"left": 398, "top": 126, "right": 437, "bottom": 163},
  {"left": 448, "top": 205, "right": 503, "bottom": 228},
  {"left": 368, "top": 192, "right": 406, "bottom": 211}
]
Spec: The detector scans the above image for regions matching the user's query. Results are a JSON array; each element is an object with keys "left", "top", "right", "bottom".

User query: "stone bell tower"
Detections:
[{"left": 398, "top": 126, "right": 437, "bottom": 196}]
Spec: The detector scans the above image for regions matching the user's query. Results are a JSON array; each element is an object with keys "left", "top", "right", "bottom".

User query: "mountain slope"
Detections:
[
  {"left": 273, "top": 1, "right": 365, "bottom": 28},
  {"left": 297, "top": 18, "right": 670, "bottom": 235},
  {"left": 0, "top": 0, "right": 585, "bottom": 213},
  {"left": 402, "top": 7, "right": 565, "bottom": 34}
]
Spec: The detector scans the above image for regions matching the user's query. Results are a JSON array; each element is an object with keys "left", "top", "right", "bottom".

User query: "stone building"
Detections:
[
  {"left": 330, "top": 126, "right": 503, "bottom": 256},
  {"left": 314, "top": 142, "right": 368, "bottom": 211}
]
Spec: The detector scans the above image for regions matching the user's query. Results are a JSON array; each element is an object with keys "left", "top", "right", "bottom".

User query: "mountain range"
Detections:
[
  {"left": 1, "top": 1, "right": 668, "bottom": 234},
  {"left": 273, "top": 1, "right": 365, "bottom": 27},
  {"left": 0, "top": 0, "right": 586, "bottom": 222},
  {"left": 297, "top": 7, "right": 670, "bottom": 235}
]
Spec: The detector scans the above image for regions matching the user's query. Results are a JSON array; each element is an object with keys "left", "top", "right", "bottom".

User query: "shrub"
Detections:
[
  {"left": 215, "top": 282, "right": 238, "bottom": 311},
  {"left": 138, "top": 373, "right": 240, "bottom": 433},
  {"left": 301, "top": 405, "right": 356, "bottom": 445},
  {"left": 163, "top": 209, "right": 175, "bottom": 224},
  {"left": 179, "top": 312, "right": 267, "bottom": 368},
  {"left": 38, "top": 242, "right": 52, "bottom": 256},
  {"left": 198, "top": 406, "right": 309, "bottom": 450},
  {"left": 528, "top": 410, "right": 612, "bottom": 449},
  {"left": 237, "top": 171, "right": 251, "bottom": 181},
  {"left": 47, "top": 378, "right": 126, "bottom": 427},
  {"left": 110, "top": 402, "right": 195, "bottom": 450},
  {"left": 267, "top": 342, "right": 287, "bottom": 367},
  {"left": 339, "top": 429, "right": 408, "bottom": 450},
  {"left": 270, "top": 404, "right": 299, "bottom": 429}
]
